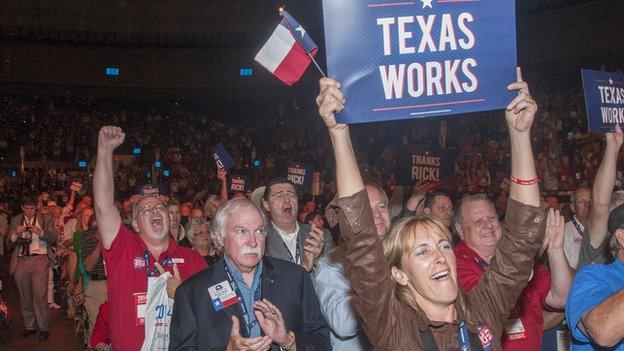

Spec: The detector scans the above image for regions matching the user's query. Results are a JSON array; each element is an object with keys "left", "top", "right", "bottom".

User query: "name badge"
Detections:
[
  {"left": 504, "top": 318, "right": 527, "bottom": 340},
  {"left": 172, "top": 258, "right": 185, "bottom": 265},
  {"left": 208, "top": 281, "right": 238, "bottom": 311},
  {"left": 134, "top": 292, "right": 147, "bottom": 326}
]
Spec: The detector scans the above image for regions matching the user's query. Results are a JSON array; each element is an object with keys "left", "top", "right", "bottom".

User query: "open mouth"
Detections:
[
  {"left": 151, "top": 217, "right": 164, "bottom": 226},
  {"left": 282, "top": 206, "right": 293, "bottom": 215},
  {"left": 430, "top": 270, "right": 450, "bottom": 280},
  {"left": 482, "top": 231, "right": 494, "bottom": 238}
]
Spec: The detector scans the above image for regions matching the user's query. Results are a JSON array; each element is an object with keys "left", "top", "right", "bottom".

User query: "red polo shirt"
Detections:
[
  {"left": 455, "top": 241, "right": 551, "bottom": 351},
  {"left": 103, "top": 224, "right": 207, "bottom": 351}
]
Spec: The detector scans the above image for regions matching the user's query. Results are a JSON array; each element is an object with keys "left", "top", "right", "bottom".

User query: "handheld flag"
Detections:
[{"left": 255, "top": 10, "right": 319, "bottom": 86}]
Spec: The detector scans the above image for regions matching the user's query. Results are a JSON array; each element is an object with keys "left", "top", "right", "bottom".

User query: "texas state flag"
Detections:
[{"left": 254, "top": 10, "right": 318, "bottom": 86}]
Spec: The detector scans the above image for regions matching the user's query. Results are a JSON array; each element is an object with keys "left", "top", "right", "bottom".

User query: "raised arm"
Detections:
[
  {"left": 587, "top": 125, "right": 623, "bottom": 248},
  {"left": 506, "top": 68, "right": 540, "bottom": 207},
  {"left": 316, "top": 78, "right": 363, "bottom": 198},
  {"left": 94, "top": 126, "right": 125, "bottom": 249},
  {"left": 466, "top": 68, "right": 547, "bottom": 332},
  {"left": 317, "top": 78, "right": 404, "bottom": 348},
  {"left": 544, "top": 209, "right": 573, "bottom": 308},
  {"left": 218, "top": 168, "right": 229, "bottom": 202}
]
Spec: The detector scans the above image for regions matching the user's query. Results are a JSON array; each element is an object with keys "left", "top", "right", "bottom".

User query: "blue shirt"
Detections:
[
  {"left": 224, "top": 255, "right": 263, "bottom": 338},
  {"left": 566, "top": 258, "right": 624, "bottom": 350}
]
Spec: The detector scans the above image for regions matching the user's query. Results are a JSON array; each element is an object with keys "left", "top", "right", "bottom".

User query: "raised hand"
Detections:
[
  {"left": 254, "top": 299, "right": 289, "bottom": 346},
  {"left": 300, "top": 225, "right": 324, "bottom": 271},
  {"left": 226, "top": 315, "right": 272, "bottom": 351},
  {"left": 406, "top": 180, "right": 429, "bottom": 212},
  {"left": 218, "top": 168, "right": 228, "bottom": 181},
  {"left": 606, "top": 123, "right": 624, "bottom": 150},
  {"left": 306, "top": 224, "right": 325, "bottom": 255},
  {"left": 98, "top": 126, "right": 126, "bottom": 150},
  {"left": 316, "top": 78, "right": 347, "bottom": 131},
  {"left": 154, "top": 262, "right": 181, "bottom": 299},
  {"left": 505, "top": 68, "right": 538, "bottom": 133},
  {"left": 546, "top": 208, "right": 565, "bottom": 253}
]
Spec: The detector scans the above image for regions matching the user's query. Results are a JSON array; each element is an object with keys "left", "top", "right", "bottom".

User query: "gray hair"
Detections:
[
  {"left": 453, "top": 193, "right": 495, "bottom": 231},
  {"left": 611, "top": 191, "right": 624, "bottom": 211},
  {"left": 365, "top": 183, "right": 389, "bottom": 207},
  {"left": 210, "top": 199, "right": 266, "bottom": 250},
  {"left": 204, "top": 194, "right": 222, "bottom": 218},
  {"left": 188, "top": 217, "right": 209, "bottom": 237}
]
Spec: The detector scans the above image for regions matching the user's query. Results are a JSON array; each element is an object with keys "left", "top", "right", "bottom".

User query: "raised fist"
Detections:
[
  {"left": 98, "top": 126, "right": 126, "bottom": 150},
  {"left": 316, "top": 78, "right": 347, "bottom": 132}
]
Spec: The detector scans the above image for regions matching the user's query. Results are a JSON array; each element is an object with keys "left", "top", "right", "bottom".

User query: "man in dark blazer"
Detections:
[
  {"left": 169, "top": 199, "right": 330, "bottom": 351},
  {"left": 261, "top": 178, "right": 334, "bottom": 273}
]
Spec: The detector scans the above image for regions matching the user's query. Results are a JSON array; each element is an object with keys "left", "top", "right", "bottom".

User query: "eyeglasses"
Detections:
[
  {"left": 138, "top": 204, "right": 167, "bottom": 216},
  {"left": 575, "top": 198, "right": 591, "bottom": 204},
  {"left": 233, "top": 227, "right": 267, "bottom": 237},
  {"left": 270, "top": 190, "right": 297, "bottom": 200}
]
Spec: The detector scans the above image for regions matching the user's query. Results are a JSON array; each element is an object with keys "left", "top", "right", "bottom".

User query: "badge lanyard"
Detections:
[
  {"left": 420, "top": 321, "right": 484, "bottom": 351},
  {"left": 223, "top": 262, "right": 262, "bottom": 336},
  {"left": 143, "top": 251, "right": 173, "bottom": 277},
  {"left": 473, "top": 256, "right": 489, "bottom": 271},
  {"left": 280, "top": 235, "right": 301, "bottom": 264},
  {"left": 458, "top": 321, "right": 471, "bottom": 351},
  {"left": 572, "top": 218, "right": 583, "bottom": 236}
]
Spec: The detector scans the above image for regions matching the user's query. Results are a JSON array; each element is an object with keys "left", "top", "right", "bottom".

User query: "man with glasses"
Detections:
[
  {"left": 563, "top": 187, "right": 591, "bottom": 269},
  {"left": 578, "top": 124, "right": 624, "bottom": 268},
  {"left": 170, "top": 199, "right": 330, "bottom": 350},
  {"left": 94, "top": 126, "right": 206, "bottom": 351},
  {"left": 261, "top": 178, "right": 334, "bottom": 272}
]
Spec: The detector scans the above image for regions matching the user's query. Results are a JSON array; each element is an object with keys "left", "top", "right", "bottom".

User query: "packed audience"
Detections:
[{"left": 0, "top": 61, "right": 624, "bottom": 351}]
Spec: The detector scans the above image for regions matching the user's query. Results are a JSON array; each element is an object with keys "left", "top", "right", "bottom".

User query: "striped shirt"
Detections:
[{"left": 80, "top": 228, "right": 106, "bottom": 278}]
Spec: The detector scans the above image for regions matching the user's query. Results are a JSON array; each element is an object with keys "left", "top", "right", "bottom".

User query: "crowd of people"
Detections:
[
  {"left": 2, "top": 64, "right": 623, "bottom": 214},
  {"left": 0, "top": 61, "right": 624, "bottom": 351}
]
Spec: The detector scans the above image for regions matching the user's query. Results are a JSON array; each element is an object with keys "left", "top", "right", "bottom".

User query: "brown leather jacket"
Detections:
[{"left": 326, "top": 189, "right": 546, "bottom": 351}]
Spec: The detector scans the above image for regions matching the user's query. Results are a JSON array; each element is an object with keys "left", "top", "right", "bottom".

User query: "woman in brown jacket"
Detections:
[{"left": 316, "top": 70, "right": 551, "bottom": 350}]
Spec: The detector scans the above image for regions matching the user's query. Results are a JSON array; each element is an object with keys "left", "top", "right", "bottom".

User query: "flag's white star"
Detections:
[
  {"left": 421, "top": 0, "right": 433, "bottom": 8},
  {"left": 609, "top": 78, "right": 614, "bottom": 85},
  {"left": 295, "top": 26, "right": 306, "bottom": 38}
]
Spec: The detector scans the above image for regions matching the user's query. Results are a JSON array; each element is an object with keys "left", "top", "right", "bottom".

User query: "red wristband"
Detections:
[{"left": 510, "top": 175, "right": 539, "bottom": 185}]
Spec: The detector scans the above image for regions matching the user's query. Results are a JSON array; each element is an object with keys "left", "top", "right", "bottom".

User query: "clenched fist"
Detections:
[{"left": 98, "top": 126, "right": 126, "bottom": 151}]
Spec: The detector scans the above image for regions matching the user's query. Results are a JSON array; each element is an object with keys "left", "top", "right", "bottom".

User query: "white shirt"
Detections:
[
  {"left": 272, "top": 221, "right": 300, "bottom": 264},
  {"left": 563, "top": 216, "right": 585, "bottom": 269}
]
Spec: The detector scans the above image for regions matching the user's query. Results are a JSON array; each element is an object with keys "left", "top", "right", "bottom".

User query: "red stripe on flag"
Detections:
[{"left": 272, "top": 42, "right": 312, "bottom": 86}]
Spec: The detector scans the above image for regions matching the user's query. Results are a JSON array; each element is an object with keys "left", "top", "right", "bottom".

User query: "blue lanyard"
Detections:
[
  {"left": 223, "top": 262, "right": 262, "bottom": 336},
  {"left": 458, "top": 321, "right": 471, "bottom": 351},
  {"left": 473, "top": 257, "right": 489, "bottom": 271},
  {"left": 421, "top": 321, "right": 479, "bottom": 351},
  {"left": 280, "top": 234, "right": 301, "bottom": 264},
  {"left": 143, "top": 251, "right": 173, "bottom": 278}
]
